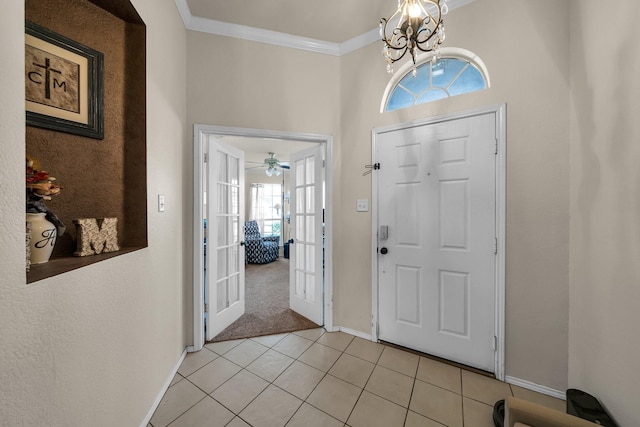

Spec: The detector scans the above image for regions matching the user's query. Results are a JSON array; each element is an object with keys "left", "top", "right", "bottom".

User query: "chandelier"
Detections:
[{"left": 380, "top": 0, "right": 448, "bottom": 74}]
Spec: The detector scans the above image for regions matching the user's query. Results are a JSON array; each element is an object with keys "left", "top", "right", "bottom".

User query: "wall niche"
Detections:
[{"left": 26, "top": 0, "right": 147, "bottom": 283}]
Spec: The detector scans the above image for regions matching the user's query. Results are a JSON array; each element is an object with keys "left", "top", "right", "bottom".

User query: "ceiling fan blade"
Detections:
[{"left": 244, "top": 165, "right": 265, "bottom": 170}]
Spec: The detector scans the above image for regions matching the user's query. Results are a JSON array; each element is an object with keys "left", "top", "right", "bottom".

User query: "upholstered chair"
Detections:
[{"left": 244, "top": 220, "right": 279, "bottom": 264}]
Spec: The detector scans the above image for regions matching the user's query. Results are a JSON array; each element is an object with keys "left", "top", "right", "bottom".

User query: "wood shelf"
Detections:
[{"left": 27, "top": 246, "right": 145, "bottom": 284}]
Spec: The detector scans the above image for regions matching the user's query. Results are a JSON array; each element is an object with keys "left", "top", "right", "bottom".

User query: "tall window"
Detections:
[
  {"left": 382, "top": 48, "right": 490, "bottom": 112},
  {"left": 249, "top": 183, "right": 282, "bottom": 238}
]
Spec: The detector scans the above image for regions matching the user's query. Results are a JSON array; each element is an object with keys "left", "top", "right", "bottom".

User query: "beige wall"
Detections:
[
  {"left": 187, "top": 32, "right": 341, "bottom": 135},
  {"left": 0, "top": 0, "right": 189, "bottom": 425},
  {"left": 338, "top": 0, "right": 571, "bottom": 391},
  {"left": 569, "top": 1, "right": 640, "bottom": 425}
]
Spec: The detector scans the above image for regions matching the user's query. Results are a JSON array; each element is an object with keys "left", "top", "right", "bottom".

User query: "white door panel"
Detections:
[
  {"left": 206, "top": 140, "right": 245, "bottom": 340},
  {"left": 377, "top": 113, "right": 496, "bottom": 372},
  {"left": 289, "top": 145, "right": 323, "bottom": 325}
]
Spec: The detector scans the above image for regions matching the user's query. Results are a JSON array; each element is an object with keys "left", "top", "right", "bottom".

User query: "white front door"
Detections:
[
  {"left": 206, "top": 140, "right": 245, "bottom": 340},
  {"left": 289, "top": 145, "right": 324, "bottom": 325},
  {"left": 376, "top": 113, "right": 497, "bottom": 372}
]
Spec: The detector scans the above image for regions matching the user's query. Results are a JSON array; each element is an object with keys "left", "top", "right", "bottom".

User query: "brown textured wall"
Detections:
[{"left": 26, "top": 0, "right": 147, "bottom": 258}]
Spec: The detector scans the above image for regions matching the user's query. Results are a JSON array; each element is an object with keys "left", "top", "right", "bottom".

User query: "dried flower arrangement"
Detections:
[{"left": 26, "top": 156, "right": 65, "bottom": 235}]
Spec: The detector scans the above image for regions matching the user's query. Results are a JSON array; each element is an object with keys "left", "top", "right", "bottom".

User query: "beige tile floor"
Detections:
[{"left": 149, "top": 328, "right": 565, "bottom": 427}]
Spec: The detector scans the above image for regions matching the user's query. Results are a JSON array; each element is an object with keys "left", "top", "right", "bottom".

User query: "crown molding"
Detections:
[
  {"left": 339, "top": 28, "right": 380, "bottom": 56},
  {"left": 175, "top": 0, "right": 476, "bottom": 57}
]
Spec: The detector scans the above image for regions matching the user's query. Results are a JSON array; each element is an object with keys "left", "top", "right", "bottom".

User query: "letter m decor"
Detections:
[{"left": 73, "top": 218, "right": 120, "bottom": 256}]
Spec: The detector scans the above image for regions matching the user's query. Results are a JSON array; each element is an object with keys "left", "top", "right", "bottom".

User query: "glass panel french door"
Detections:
[
  {"left": 289, "top": 145, "right": 323, "bottom": 325},
  {"left": 206, "top": 139, "right": 245, "bottom": 340}
]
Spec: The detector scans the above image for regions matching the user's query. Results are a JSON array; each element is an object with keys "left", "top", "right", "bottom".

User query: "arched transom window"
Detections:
[{"left": 381, "top": 48, "right": 490, "bottom": 112}]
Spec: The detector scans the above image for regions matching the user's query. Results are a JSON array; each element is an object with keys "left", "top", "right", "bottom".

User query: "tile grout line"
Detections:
[
  {"left": 402, "top": 357, "right": 420, "bottom": 427},
  {"left": 273, "top": 329, "right": 350, "bottom": 426},
  {"left": 163, "top": 394, "right": 209, "bottom": 427},
  {"left": 285, "top": 331, "right": 351, "bottom": 424},
  {"left": 342, "top": 345, "right": 382, "bottom": 426}
]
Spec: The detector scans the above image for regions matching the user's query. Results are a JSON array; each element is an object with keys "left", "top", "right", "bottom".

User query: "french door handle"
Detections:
[{"left": 240, "top": 241, "right": 245, "bottom": 246}]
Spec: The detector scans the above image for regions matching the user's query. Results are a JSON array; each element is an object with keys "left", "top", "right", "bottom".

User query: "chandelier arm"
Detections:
[
  {"left": 385, "top": 34, "right": 410, "bottom": 50},
  {"left": 387, "top": 47, "right": 411, "bottom": 63},
  {"left": 415, "top": 25, "right": 441, "bottom": 45},
  {"left": 379, "top": 7, "right": 402, "bottom": 40},
  {"left": 381, "top": 20, "right": 410, "bottom": 48},
  {"left": 418, "top": 1, "right": 442, "bottom": 21},
  {"left": 414, "top": 39, "right": 442, "bottom": 53}
]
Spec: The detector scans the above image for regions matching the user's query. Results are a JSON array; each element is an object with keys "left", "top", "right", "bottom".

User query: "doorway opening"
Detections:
[
  {"left": 208, "top": 138, "right": 322, "bottom": 342},
  {"left": 192, "top": 125, "right": 334, "bottom": 352}
]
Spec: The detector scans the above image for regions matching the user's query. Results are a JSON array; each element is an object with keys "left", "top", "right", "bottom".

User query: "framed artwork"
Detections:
[{"left": 25, "top": 21, "right": 104, "bottom": 139}]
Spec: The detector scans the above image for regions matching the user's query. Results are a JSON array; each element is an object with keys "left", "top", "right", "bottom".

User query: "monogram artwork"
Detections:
[
  {"left": 73, "top": 218, "right": 119, "bottom": 256},
  {"left": 25, "top": 21, "right": 104, "bottom": 139},
  {"left": 25, "top": 44, "right": 80, "bottom": 114}
]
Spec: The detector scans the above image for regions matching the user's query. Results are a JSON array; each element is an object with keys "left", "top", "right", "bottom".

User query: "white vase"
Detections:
[{"left": 26, "top": 212, "right": 57, "bottom": 264}]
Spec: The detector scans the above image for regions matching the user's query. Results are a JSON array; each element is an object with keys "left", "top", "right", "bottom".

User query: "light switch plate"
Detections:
[{"left": 356, "top": 199, "right": 369, "bottom": 212}]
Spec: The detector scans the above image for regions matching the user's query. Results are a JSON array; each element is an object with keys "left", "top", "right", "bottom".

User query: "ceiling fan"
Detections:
[{"left": 245, "top": 152, "right": 290, "bottom": 176}]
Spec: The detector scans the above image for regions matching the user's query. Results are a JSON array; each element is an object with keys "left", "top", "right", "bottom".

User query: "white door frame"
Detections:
[
  {"left": 192, "top": 124, "right": 334, "bottom": 352},
  {"left": 371, "top": 104, "right": 506, "bottom": 380}
]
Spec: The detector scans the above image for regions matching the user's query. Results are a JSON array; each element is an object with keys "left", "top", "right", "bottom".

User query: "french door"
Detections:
[
  {"left": 206, "top": 140, "right": 245, "bottom": 340},
  {"left": 289, "top": 145, "right": 324, "bottom": 325}
]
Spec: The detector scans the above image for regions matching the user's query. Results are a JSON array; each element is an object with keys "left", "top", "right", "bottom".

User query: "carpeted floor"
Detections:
[{"left": 208, "top": 257, "right": 320, "bottom": 343}]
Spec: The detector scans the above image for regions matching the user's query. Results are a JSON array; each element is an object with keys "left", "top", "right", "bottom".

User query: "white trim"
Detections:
[
  {"left": 339, "top": 28, "right": 379, "bottom": 56},
  {"left": 380, "top": 47, "right": 492, "bottom": 113},
  {"left": 494, "top": 104, "right": 507, "bottom": 382},
  {"left": 371, "top": 104, "right": 506, "bottom": 379},
  {"left": 371, "top": 127, "right": 380, "bottom": 343},
  {"left": 139, "top": 348, "right": 188, "bottom": 427},
  {"left": 506, "top": 376, "right": 567, "bottom": 401},
  {"left": 174, "top": 0, "right": 193, "bottom": 28},
  {"left": 174, "top": 0, "right": 476, "bottom": 57},
  {"left": 192, "top": 127, "right": 205, "bottom": 352},
  {"left": 339, "top": 327, "right": 373, "bottom": 341},
  {"left": 189, "top": 16, "right": 341, "bottom": 56},
  {"left": 193, "top": 125, "right": 334, "bottom": 351}
]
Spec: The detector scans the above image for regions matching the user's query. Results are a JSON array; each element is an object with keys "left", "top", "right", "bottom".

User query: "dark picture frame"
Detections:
[{"left": 25, "top": 21, "right": 104, "bottom": 139}]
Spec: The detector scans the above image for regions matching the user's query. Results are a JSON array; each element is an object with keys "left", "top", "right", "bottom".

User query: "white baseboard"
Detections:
[
  {"left": 338, "top": 326, "right": 372, "bottom": 341},
  {"left": 140, "top": 347, "right": 188, "bottom": 427},
  {"left": 505, "top": 376, "right": 566, "bottom": 400}
]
